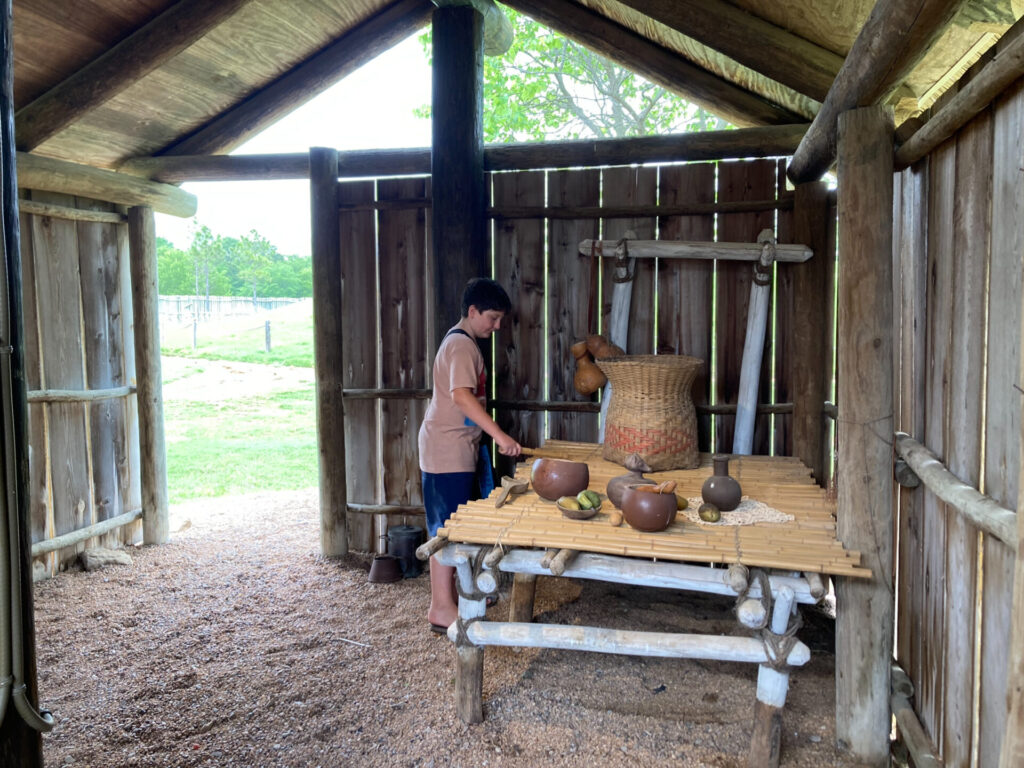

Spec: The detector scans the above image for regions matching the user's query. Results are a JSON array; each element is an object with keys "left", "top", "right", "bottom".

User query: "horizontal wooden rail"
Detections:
[
  {"left": 119, "top": 124, "right": 809, "bottom": 182},
  {"left": 348, "top": 503, "right": 425, "bottom": 516},
  {"left": 335, "top": 198, "right": 794, "bottom": 218},
  {"left": 18, "top": 199, "right": 126, "bottom": 224},
  {"left": 28, "top": 385, "right": 136, "bottom": 403},
  {"left": 894, "top": 431, "right": 1017, "bottom": 550},
  {"left": 578, "top": 240, "right": 812, "bottom": 262},
  {"left": 31, "top": 508, "right": 142, "bottom": 557}
]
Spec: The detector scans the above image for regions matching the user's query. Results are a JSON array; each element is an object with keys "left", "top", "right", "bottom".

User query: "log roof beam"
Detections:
[
  {"left": 501, "top": 0, "right": 805, "bottom": 128},
  {"left": 787, "top": 0, "right": 966, "bottom": 183},
  {"left": 615, "top": 0, "right": 843, "bottom": 102},
  {"left": 14, "top": 0, "right": 254, "bottom": 152},
  {"left": 159, "top": 0, "right": 435, "bottom": 157}
]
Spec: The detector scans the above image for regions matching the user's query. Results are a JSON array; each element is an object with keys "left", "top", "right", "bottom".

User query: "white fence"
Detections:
[{"left": 159, "top": 295, "right": 302, "bottom": 323}]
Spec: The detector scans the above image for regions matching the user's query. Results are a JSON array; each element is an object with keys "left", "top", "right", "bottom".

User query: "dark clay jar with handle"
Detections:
[{"left": 701, "top": 454, "right": 742, "bottom": 512}]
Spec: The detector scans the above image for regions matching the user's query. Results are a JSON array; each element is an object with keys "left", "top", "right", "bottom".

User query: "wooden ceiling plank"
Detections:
[
  {"left": 502, "top": 0, "right": 803, "bottom": 128},
  {"left": 787, "top": 0, "right": 966, "bottom": 183},
  {"left": 895, "top": 14, "right": 1024, "bottom": 168},
  {"left": 16, "top": 152, "right": 196, "bottom": 218},
  {"left": 159, "top": 0, "right": 436, "bottom": 157},
  {"left": 15, "top": 0, "right": 253, "bottom": 152},
  {"left": 614, "top": 0, "right": 842, "bottom": 102}
]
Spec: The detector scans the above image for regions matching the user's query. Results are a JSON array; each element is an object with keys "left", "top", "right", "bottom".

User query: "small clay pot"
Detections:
[
  {"left": 530, "top": 458, "right": 590, "bottom": 501},
  {"left": 606, "top": 452, "right": 656, "bottom": 508},
  {"left": 701, "top": 454, "right": 742, "bottom": 512},
  {"left": 620, "top": 484, "right": 677, "bottom": 533}
]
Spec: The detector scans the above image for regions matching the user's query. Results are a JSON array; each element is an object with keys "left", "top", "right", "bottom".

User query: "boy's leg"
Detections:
[{"left": 423, "top": 471, "right": 476, "bottom": 629}]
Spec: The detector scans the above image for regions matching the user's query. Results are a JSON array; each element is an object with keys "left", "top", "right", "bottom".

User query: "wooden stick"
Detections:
[
  {"left": 578, "top": 239, "right": 811, "bottom": 262},
  {"left": 727, "top": 563, "right": 750, "bottom": 593},
  {"left": 462, "top": 620, "right": 810, "bottom": 666},
  {"left": 549, "top": 549, "right": 577, "bottom": 576},
  {"left": 18, "top": 199, "right": 126, "bottom": 224},
  {"left": 892, "top": 693, "right": 943, "bottom": 767},
  {"left": 894, "top": 431, "right": 1017, "bottom": 549},
  {"left": 509, "top": 573, "right": 537, "bottom": 623},
  {"left": 805, "top": 572, "right": 826, "bottom": 600},
  {"left": 415, "top": 533, "right": 449, "bottom": 561},
  {"left": 733, "top": 232, "right": 776, "bottom": 454},
  {"left": 27, "top": 386, "right": 135, "bottom": 403},
  {"left": 749, "top": 586, "right": 796, "bottom": 768},
  {"left": 540, "top": 548, "right": 560, "bottom": 569},
  {"left": 30, "top": 508, "right": 142, "bottom": 557}
]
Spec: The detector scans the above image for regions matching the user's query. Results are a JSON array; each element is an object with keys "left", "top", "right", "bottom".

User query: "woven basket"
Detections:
[{"left": 596, "top": 354, "right": 703, "bottom": 471}]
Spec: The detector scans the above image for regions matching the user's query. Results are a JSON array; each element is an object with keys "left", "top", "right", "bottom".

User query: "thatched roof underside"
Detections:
[{"left": 13, "top": 0, "right": 1023, "bottom": 170}]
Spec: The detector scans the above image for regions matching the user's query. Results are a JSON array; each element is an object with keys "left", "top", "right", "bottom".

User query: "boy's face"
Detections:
[{"left": 467, "top": 306, "right": 504, "bottom": 338}]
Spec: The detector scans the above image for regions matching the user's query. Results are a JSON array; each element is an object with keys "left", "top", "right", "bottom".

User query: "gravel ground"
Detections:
[{"left": 34, "top": 489, "right": 865, "bottom": 768}]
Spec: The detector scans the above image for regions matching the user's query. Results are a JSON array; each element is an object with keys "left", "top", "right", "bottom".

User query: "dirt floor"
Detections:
[{"left": 33, "top": 489, "right": 868, "bottom": 768}]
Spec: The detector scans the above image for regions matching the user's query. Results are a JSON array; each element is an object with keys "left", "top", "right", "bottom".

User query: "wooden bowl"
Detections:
[
  {"left": 557, "top": 500, "right": 598, "bottom": 520},
  {"left": 530, "top": 458, "right": 590, "bottom": 501},
  {"left": 620, "top": 484, "right": 677, "bottom": 532}
]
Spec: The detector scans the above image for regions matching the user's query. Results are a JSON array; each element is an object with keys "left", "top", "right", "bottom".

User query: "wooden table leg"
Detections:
[
  {"left": 453, "top": 550, "right": 487, "bottom": 723},
  {"left": 749, "top": 585, "right": 797, "bottom": 768},
  {"left": 509, "top": 572, "right": 537, "bottom": 623}
]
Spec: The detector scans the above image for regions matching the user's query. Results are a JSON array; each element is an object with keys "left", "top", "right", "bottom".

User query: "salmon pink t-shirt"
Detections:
[{"left": 417, "top": 327, "right": 486, "bottom": 474}]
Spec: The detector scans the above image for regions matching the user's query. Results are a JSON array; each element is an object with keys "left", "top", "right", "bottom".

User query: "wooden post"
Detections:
[
  {"left": 0, "top": 0, "right": 44, "bottom": 758},
  {"left": 789, "top": 182, "right": 830, "bottom": 482},
  {"left": 431, "top": 4, "right": 486, "bottom": 341},
  {"left": 748, "top": 585, "right": 796, "bottom": 768},
  {"left": 453, "top": 552, "right": 486, "bottom": 723},
  {"left": 509, "top": 573, "right": 537, "bottom": 623},
  {"left": 834, "top": 106, "right": 894, "bottom": 766},
  {"left": 127, "top": 206, "right": 169, "bottom": 546},
  {"left": 309, "top": 147, "right": 347, "bottom": 557}
]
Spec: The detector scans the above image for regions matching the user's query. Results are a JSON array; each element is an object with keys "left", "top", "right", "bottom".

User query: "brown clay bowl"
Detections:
[
  {"left": 620, "top": 484, "right": 678, "bottom": 533},
  {"left": 530, "top": 458, "right": 590, "bottom": 501}
]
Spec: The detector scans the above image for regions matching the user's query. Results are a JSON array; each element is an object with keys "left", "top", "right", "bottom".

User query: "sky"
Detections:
[{"left": 154, "top": 32, "right": 433, "bottom": 257}]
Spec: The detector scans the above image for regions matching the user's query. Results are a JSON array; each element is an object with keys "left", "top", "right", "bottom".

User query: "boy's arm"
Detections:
[{"left": 451, "top": 387, "right": 522, "bottom": 457}]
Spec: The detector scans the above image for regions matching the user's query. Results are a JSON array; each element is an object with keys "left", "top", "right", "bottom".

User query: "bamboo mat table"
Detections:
[
  {"left": 439, "top": 440, "right": 869, "bottom": 578},
  {"left": 431, "top": 442, "right": 868, "bottom": 763}
]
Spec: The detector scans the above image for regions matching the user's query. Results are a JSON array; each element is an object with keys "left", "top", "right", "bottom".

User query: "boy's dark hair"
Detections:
[{"left": 461, "top": 277, "right": 512, "bottom": 317}]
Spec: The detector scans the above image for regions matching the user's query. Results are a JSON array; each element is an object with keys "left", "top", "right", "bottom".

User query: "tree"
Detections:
[
  {"left": 237, "top": 230, "right": 277, "bottom": 303},
  {"left": 417, "top": 9, "right": 730, "bottom": 142}
]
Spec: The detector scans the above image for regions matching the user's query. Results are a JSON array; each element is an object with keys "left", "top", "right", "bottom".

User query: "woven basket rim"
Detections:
[{"left": 596, "top": 354, "right": 703, "bottom": 369}]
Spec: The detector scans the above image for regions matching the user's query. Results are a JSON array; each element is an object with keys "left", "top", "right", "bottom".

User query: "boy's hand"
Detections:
[{"left": 495, "top": 433, "right": 522, "bottom": 457}]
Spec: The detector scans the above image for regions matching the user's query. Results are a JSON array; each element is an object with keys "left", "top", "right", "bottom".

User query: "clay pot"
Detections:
[
  {"left": 620, "top": 484, "right": 677, "bottom": 532},
  {"left": 606, "top": 452, "right": 656, "bottom": 508},
  {"left": 701, "top": 454, "right": 742, "bottom": 512},
  {"left": 530, "top": 458, "right": 590, "bottom": 501}
]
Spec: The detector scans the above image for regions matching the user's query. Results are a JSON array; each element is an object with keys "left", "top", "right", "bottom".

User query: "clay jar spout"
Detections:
[
  {"left": 701, "top": 454, "right": 742, "bottom": 512},
  {"left": 606, "top": 452, "right": 656, "bottom": 509}
]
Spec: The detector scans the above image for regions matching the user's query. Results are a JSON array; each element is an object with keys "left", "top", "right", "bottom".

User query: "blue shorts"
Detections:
[{"left": 422, "top": 471, "right": 478, "bottom": 537}]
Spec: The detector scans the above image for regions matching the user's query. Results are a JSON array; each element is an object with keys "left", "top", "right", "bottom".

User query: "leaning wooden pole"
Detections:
[
  {"left": 834, "top": 105, "right": 895, "bottom": 766},
  {"left": 310, "top": 147, "right": 347, "bottom": 557},
  {"left": 431, "top": 4, "right": 487, "bottom": 341},
  {"left": 127, "top": 206, "right": 169, "bottom": 546}
]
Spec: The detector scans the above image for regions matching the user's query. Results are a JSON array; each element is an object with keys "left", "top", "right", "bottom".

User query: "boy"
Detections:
[{"left": 418, "top": 278, "right": 522, "bottom": 632}]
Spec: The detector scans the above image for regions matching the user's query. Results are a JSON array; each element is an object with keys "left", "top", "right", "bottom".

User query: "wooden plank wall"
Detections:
[
  {"left": 338, "top": 159, "right": 815, "bottom": 551},
  {"left": 892, "top": 78, "right": 1024, "bottom": 765},
  {"left": 20, "top": 191, "right": 141, "bottom": 576}
]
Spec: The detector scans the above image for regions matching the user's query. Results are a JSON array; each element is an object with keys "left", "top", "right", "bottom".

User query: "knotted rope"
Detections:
[{"left": 734, "top": 567, "right": 804, "bottom": 671}]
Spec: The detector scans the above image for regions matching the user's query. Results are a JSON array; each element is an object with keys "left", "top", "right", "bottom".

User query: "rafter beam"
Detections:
[
  {"left": 501, "top": 0, "right": 804, "bottom": 128},
  {"left": 615, "top": 0, "right": 842, "bottom": 102},
  {"left": 160, "top": 0, "right": 435, "bottom": 157},
  {"left": 787, "top": 0, "right": 965, "bottom": 183},
  {"left": 14, "top": 0, "right": 252, "bottom": 152}
]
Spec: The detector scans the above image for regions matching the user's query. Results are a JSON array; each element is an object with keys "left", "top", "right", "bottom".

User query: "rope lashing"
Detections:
[
  {"left": 612, "top": 237, "right": 635, "bottom": 283},
  {"left": 754, "top": 229, "right": 776, "bottom": 287},
  {"left": 734, "top": 567, "right": 803, "bottom": 671}
]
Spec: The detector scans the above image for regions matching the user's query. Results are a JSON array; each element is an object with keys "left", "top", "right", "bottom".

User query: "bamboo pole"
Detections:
[
  {"left": 834, "top": 106, "right": 895, "bottom": 765},
  {"left": 894, "top": 431, "right": 1017, "bottom": 549},
  {"left": 310, "top": 147, "right": 346, "bottom": 557},
  {"left": 127, "top": 206, "right": 168, "bottom": 546},
  {"left": 30, "top": 509, "right": 142, "bottom": 557}
]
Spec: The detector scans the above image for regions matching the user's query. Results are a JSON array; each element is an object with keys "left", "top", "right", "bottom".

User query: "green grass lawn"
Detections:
[
  {"left": 160, "top": 300, "right": 314, "bottom": 367},
  {"left": 161, "top": 300, "right": 318, "bottom": 503},
  {"left": 164, "top": 388, "right": 318, "bottom": 503}
]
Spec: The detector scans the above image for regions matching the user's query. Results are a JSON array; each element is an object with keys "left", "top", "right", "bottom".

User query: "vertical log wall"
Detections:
[
  {"left": 332, "top": 156, "right": 829, "bottom": 551},
  {"left": 19, "top": 191, "right": 142, "bottom": 575},
  {"left": 893, "top": 77, "right": 1024, "bottom": 765}
]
